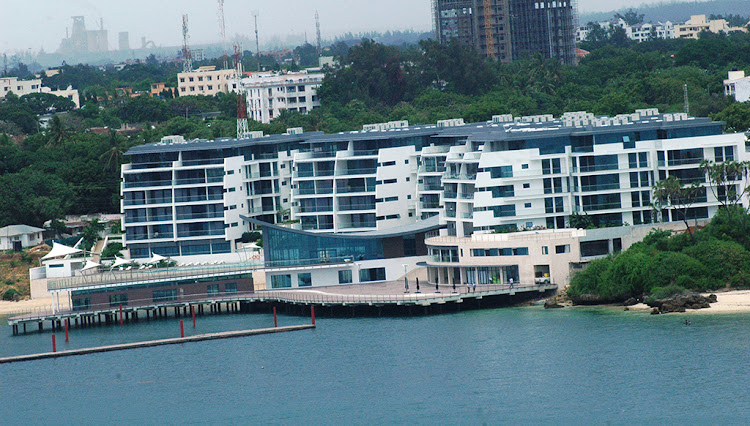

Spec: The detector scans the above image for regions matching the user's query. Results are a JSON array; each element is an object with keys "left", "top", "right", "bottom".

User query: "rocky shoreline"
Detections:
[{"left": 543, "top": 289, "right": 718, "bottom": 314}]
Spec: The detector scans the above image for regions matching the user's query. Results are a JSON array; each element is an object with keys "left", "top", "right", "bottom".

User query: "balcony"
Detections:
[
  {"left": 336, "top": 168, "right": 377, "bottom": 176},
  {"left": 174, "top": 178, "right": 207, "bottom": 186},
  {"left": 338, "top": 203, "right": 376, "bottom": 211},
  {"left": 579, "top": 183, "right": 621, "bottom": 192},
  {"left": 176, "top": 212, "right": 224, "bottom": 220},
  {"left": 176, "top": 230, "right": 225, "bottom": 238},
  {"left": 444, "top": 192, "right": 457, "bottom": 199},
  {"left": 337, "top": 186, "right": 374, "bottom": 194},
  {"left": 181, "top": 159, "right": 224, "bottom": 167},
  {"left": 420, "top": 183, "right": 444, "bottom": 192},
  {"left": 429, "top": 254, "right": 460, "bottom": 263},
  {"left": 123, "top": 180, "right": 172, "bottom": 189},
  {"left": 130, "top": 161, "right": 173, "bottom": 170},
  {"left": 445, "top": 210, "right": 457, "bottom": 218}
]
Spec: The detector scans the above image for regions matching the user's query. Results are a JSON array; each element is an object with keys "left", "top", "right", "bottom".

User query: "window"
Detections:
[
  {"left": 298, "top": 273, "right": 312, "bottom": 287},
  {"left": 489, "top": 166, "right": 513, "bottom": 178},
  {"left": 359, "top": 267, "right": 386, "bottom": 282},
  {"left": 525, "top": 202, "right": 532, "bottom": 208},
  {"left": 555, "top": 245, "right": 570, "bottom": 254},
  {"left": 542, "top": 246, "right": 549, "bottom": 255},
  {"left": 207, "top": 284, "right": 220, "bottom": 296},
  {"left": 338, "top": 270, "right": 352, "bottom": 284},
  {"left": 72, "top": 298, "right": 90, "bottom": 311},
  {"left": 271, "top": 274, "right": 292, "bottom": 288},
  {"left": 523, "top": 183, "right": 530, "bottom": 189},
  {"left": 580, "top": 240, "right": 610, "bottom": 257},
  {"left": 153, "top": 289, "right": 177, "bottom": 302},
  {"left": 109, "top": 294, "right": 128, "bottom": 307},
  {"left": 225, "top": 283, "right": 237, "bottom": 294}
]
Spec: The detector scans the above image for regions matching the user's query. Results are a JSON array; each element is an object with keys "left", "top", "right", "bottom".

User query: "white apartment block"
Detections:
[
  {"left": 0, "top": 77, "right": 80, "bottom": 108},
  {"left": 242, "top": 70, "right": 323, "bottom": 124},
  {"left": 121, "top": 110, "right": 748, "bottom": 263},
  {"left": 724, "top": 70, "right": 750, "bottom": 103},
  {"left": 177, "top": 66, "right": 238, "bottom": 97}
]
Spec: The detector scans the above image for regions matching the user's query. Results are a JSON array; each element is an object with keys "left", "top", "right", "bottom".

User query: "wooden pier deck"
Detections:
[
  {"left": 0, "top": 324, "right": 315, "bottom": 364},
  {"left": 7, "top": 282, "right": 557, "bottom": 335}
]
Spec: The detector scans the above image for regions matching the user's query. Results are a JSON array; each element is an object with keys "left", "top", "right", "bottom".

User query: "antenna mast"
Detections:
[
  {"left": 252, "top": 10, "right": 261, "bottom": 72},
  {"left": 234, "top": 43, "right": 251, "bottom": 139},
  {"left": 182, "top": 14, "right": 193, "bottom": 73},
  {"left": 217, "top": 0, "right": 228, "bottom": 70},
  {"left": 315, "top": 11, "right": 322, "bottom": 55}
]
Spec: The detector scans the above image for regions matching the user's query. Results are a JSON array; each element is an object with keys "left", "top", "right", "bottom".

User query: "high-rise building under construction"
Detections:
[{"left": 432, "top": 0, "right": 576, "bottom": 65}]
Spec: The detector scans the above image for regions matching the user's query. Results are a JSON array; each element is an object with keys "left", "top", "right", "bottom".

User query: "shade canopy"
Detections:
[
  {"left": 111, "top": 256, "right": 132, "bottom": 268},
  {"left": 82, "top": 260, "right": 101, "bottom": 272},
  {"left": 41, "top": 242, "right": 83, "bottom": 260},
  {"left": 147, "top": 253, "right": 167, "bottom": 264}
]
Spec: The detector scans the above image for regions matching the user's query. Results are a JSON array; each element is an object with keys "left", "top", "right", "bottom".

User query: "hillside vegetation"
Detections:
[{"left": 568, "top": 206, "right": 750, "bottom": 303}]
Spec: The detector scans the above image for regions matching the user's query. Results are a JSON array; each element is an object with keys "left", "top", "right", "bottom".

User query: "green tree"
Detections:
[{"left": 652, "top": 176, "right": 704, "bottom": 238}]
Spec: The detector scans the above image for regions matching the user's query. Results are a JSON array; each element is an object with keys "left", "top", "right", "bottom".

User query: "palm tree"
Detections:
[
  {"left": 100, "top": 130, "right": 125, "bottom": 172},
  {"left": 48, "top": 115, "right": 66, "bottom": 145}
]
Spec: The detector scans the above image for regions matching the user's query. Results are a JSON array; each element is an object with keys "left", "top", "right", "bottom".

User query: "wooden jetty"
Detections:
[
  {"left": 7, "top": 283, "right": 556, "bottom": 335},
  {"left": 0, "top": 324, "right": 315, "bottom": 364}
]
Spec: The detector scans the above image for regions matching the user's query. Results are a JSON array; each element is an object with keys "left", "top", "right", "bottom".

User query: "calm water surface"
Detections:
[{"left": 1, "top": 307, "right": 749, "bottom": 424}]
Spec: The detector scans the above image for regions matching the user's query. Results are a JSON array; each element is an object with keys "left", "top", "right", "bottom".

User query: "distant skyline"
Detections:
[{"left": 1, "top": 0, "right": 711, "bottom": 54}]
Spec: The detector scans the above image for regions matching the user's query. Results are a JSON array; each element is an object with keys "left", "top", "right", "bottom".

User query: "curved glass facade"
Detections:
[{"left": 264, "top": 227, "right": 384, "bottom": 267}]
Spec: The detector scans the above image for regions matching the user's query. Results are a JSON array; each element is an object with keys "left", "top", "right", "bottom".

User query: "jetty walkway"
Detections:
[{"left": 7, "top": 281, "right": 557, "bottom": 335}]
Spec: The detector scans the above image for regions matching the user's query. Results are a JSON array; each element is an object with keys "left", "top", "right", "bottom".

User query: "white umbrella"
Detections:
[{"left": 41, "top": 242, "right": 83, "bottom": 260}]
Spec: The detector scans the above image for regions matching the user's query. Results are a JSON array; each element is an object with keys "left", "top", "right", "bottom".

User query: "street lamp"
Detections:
[{"left": 402, "top": 264, "right": 409, "bottom": 293}]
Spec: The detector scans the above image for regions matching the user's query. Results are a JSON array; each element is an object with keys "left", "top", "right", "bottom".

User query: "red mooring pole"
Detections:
[
  {"left": 191, "top": 305, "right": 196, "bottom": 328},
  {"left": 52, "top": 334, "right": 57, "bottom": 353},
  {"left": 180, "top": 320, "right": 185, "bottom": 338},
  {"left": 64, "top": 319, "right": 69, "bottom": 342},
  {"left": 273, "top": 306, "right": 278, "bottom": 328},
  {"left": 119, "top": 304, "right": 124, "bottom": 326},
  {"left": 311, "top": 306, "right": 316, "bottom": 326}
]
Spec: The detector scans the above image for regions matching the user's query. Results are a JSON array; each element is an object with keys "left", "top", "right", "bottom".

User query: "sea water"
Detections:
[{"left": 1, "top": 307, "right": 749, "bottom": 424}]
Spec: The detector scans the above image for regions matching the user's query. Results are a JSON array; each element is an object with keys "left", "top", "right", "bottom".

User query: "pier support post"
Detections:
[
  {"left": 180, "top": 320, "right": 184, "bottom": 338},
  {"left": 273, "top": 306, "right": 277, "bottom": 328},
  {"left": 191, "top": 306, "right": 196, "bottom": 328},
  {"left": 65, "top": 319, "right": 69, "bottom": 343},
  {"left": 311, "top": 306, "right": 315, "bottom": 326},
  {"left": 119, "top": 305, "right": 124, "bottom": 326},
  {"left": 52, "top": 334, "right": 56, "bottom": 353}
]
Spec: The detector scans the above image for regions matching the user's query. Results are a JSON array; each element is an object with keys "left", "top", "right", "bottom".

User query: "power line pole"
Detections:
[{"left": 218, "top": 0, "right": 228, "bottom": 70}]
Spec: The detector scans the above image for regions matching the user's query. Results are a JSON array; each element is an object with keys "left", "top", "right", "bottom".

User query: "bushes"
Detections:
[
  {"left": 2, "top": 287, "right": 20, "bottom": 301},
  {"left": 646, "top": 285, "right": 689, "bottom": 304}
]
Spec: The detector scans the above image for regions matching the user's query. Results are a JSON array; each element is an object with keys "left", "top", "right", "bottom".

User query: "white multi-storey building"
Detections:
[
  {"left": 724, "top": 70, "right": 750, "bottom": 103},
  {"left": 121, "top": 109, "right": 748, "bottom": 262},
  {"left": 177, "top": 66, "right": 238, "bottom": 97},
  {"left": 0, "top": 76, "right": 80, "bottom": 108},
  {"left": 242, "top": 70, "right": 323, "bottom": 124}
]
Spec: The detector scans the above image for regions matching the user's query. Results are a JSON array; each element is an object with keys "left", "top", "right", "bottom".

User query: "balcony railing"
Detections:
[
  {"left": 337, "top": 186, "right": 374, "bottom": 194},
  {"left": 420, "top": 184, "right": 444, "bottom": 191},
  {"left": 579, "top": 183, "right": 621, "bottom": 192},
  {"left": 123, "top": 180, "right": 172, "bottom": 189},
  {"left": 336, "top": 168, "right": 377, "bottom": 176},
  {"left": 176, "top": 213, "right": 224, "bottom": 220},
  {"left": 339, "top": 204, "right": 376, "bottom": 211},
  {"left": 668, "top": 157, "right": 704, "bottom": 167},
  {"left": 176, "top": 230, "right": 225, "bottom": 238},
  {"left": 444, "top": 192, "right": 457, "bottom": 199}
]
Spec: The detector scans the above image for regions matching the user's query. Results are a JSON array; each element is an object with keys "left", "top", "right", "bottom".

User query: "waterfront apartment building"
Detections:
[
  {"left": 241, "top": 71, "right": 324, "bottom": 124},
  {"left": 121, "top": 109, "right": 748, "bottom": 261},
  {"left": 177, "top": 66, "right": 238, "bottom": 97},
  {"left": 432, "top": 0, "right": 577, "bottom": 64}
]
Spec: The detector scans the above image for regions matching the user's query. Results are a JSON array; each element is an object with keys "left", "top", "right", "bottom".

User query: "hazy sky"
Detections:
[{"left": 1, "top": 0, "right": 699, "bottom": 54}]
